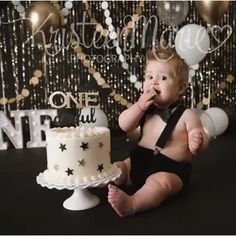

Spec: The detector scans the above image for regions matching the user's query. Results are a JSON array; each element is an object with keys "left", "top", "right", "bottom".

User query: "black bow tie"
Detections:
[{"left": 147, "top": 102, "right": 179, "bottom": 123}]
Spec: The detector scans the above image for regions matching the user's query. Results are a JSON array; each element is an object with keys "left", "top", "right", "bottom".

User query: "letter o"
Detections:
[{"left": 49, "top": 91, "right": 67, "bottom": 109}]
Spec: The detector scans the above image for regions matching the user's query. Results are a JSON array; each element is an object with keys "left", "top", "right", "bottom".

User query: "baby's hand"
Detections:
[
  {"left": 137, "top": 86, "right": 156, "bottom": 111},
  {"left": 188, "top": 129, "right": 203, "bottom": 155}
]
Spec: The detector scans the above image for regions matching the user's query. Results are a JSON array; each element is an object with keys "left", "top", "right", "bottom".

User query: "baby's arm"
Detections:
[
  {"left": 119, "top": 88, "right": 156, "bottom": 132},
  {"left": 184, "top": 109, "right": 209, "bottom": 155}
]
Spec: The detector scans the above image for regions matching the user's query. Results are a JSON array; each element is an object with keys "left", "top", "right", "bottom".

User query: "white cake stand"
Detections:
[{"left": 36, "top": 166, "right": 122, "bottom": 211}]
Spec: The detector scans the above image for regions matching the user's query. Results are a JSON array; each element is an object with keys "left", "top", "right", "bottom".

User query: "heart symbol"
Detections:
[{"left": 208, "top": 24, "right": 232, "bottom": 53}]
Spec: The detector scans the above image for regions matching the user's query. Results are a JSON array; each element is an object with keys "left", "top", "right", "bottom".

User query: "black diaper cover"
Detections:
[{"left": 130, "top": 146, "right": 192, "bottom": 188}]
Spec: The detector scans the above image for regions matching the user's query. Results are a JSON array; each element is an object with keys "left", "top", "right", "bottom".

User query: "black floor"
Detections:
[{"left": 0, "top": 125, "right": 236, "bottom": 234}]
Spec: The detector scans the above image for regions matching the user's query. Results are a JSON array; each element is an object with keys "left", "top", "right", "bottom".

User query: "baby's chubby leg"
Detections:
[
  {"left": 113, "top": 158, "right": 131, "bottom": 186},
  {"left": 108, "top": 172, "right": 183, "bottom": 217}
]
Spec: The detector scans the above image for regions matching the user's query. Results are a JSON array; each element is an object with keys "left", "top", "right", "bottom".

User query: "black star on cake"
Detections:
[
  {"left": 65, "top": 168, "right": 74, "bottom": 176},
  {"left": 97, "top": 164, "right": 104, "bottom": 173},
  {"left": 80, "top": 142, "right": 88, "bottom": 151},
  {"left": 59, "top": 143, "right": 66, "bottom": 152}
]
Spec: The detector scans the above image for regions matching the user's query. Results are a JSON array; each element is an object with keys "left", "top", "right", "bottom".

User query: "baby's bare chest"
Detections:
[
  {"left": 141, "top": 115, "right": 186, "bottom": 145},
  {"left": 144, "top": 115, "right": 165, "bottom": 133}
]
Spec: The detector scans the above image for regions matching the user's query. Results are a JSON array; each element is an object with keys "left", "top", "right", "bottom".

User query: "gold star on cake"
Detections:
[
  {"left": 78, "top": 158, "right": 86, "bottom": 166},
  {"left": 98, "top": 142, "right": 104, "bottom": 148},
  {"left": 53, "top": 164, "right": 59, "bottom": 171}
]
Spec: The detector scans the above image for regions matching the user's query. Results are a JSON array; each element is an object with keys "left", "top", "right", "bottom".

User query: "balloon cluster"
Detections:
[
  {"left": 25, "top": 1, "right": 230, "bottom": 66},
  {"left": 192, "top": 107, "right": 229, "bottom": 139},
  {"left": 156, "top": 0, "right": 230, "bottom": 71}
]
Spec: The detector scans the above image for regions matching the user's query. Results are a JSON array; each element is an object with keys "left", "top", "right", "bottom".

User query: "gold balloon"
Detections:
[
  {"left": 196, "top": 1, "right": 230, "bottom": 25},
  {"left": 26, "top": 2, "right": 62, "bottom": 44}
]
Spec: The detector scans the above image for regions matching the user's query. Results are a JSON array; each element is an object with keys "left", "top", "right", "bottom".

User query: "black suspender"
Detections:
[{"left": 153, "top": 105, "right": 186, "bottom": 155}]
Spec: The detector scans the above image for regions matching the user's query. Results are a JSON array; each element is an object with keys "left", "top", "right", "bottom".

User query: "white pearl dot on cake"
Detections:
[
  {"left": 103, "top": 172, "right": 108, "bottom": 177},
  {"left": 91, "top": 176, "right": 96, "bottom": 181},
  {"left": 98, "top": 174, "right": 103, "bottom": 179}
]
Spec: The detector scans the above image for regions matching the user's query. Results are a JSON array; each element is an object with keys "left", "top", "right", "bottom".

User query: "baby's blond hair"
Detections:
[{"left": 146, "top": 42, "right": 189, "bottom": 84}]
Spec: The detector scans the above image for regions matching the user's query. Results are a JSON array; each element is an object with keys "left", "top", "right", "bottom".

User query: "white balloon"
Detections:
[
  {"left": 78, "top": 107, "right": 108, "bottom": 128},
  {"left": 175, "top": 24, "right": 210, "bottom": 65},
  {"left": 191, "top": 108, "right": 216, "bottom": 139},
  {"left": 205, "top": 107, "right": 229, "bottom": 136}
]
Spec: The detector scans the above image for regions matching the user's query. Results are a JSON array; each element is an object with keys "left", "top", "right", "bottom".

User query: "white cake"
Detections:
[{"left": 41, "top": 126, "right": 115, "bottom": 186}]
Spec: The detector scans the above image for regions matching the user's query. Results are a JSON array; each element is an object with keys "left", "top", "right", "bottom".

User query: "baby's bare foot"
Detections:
[{"left": 107, "top": 184, "right": 133, "bottom": 217}]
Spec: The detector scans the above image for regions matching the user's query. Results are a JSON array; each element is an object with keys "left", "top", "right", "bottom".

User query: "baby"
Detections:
[{"left": 108, "top": 44, "right": 209, "bottom": 217}]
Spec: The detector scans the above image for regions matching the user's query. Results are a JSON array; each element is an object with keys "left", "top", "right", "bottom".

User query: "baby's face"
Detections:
[{"left": 144, "top": 59, "right": 186, "bottom": 107}]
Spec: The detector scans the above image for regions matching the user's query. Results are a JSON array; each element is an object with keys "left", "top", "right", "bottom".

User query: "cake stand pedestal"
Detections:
[
  {"left": 63, "top": 188, "right": 100, "bottom": 210},
  {"left": 36, "top": 166, "right": 121, "bottom": 211}
]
